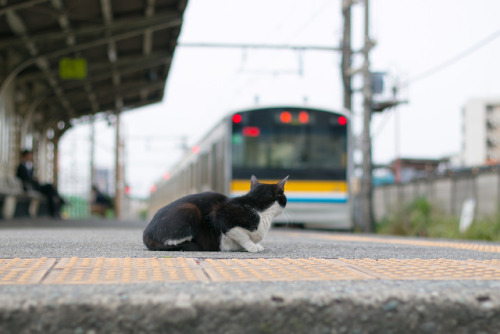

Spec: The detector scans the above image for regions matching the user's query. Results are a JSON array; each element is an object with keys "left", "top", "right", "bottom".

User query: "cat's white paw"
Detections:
[
  {"left": 246, "top": 243, "right": 264, "bottom": 253},
  {"left": 220, "top": 235, "right": 243, "bottom": 251}
]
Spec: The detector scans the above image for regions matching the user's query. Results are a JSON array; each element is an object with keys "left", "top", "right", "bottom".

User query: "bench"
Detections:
[{"left": 0, "top": 177, "right": 48, "bottom": 219}]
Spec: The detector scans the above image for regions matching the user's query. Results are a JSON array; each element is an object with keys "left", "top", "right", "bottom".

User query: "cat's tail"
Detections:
[
  {"left": 143, "top": 233, "right": 166, "bottom": 250},
  {"left": 143, "top": 233, "right": 203, "bottom": 251}
]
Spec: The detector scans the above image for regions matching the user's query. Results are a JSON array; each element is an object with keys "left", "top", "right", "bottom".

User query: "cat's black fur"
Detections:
[{"left": 143, "top": 175, "right": 288, "bottom": 252}]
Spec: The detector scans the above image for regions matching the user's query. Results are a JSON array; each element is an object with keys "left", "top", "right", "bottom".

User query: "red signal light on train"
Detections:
[
  {"left": 192, "top": 145, "right": 200, "bottom": 154},
  {"left": 242, "top": 126, "right": 260, "bottom": 137},
  {"left": 232, "top": 114, "right": 242, "bottom": 123},
  {"left": 280, "top": 111, "right": 292, "bottom": 123},
  {"left": 338, "top": 116, "right": 347, "bottom": 126},
  {"left": 298, "top": 111, "right": 309, "bottom": 124},
  {"left": 150, "top": 185, "right": 157, "bottom": 193},
  {"left": 163, "top": 172, "right": 171, "bottom": 180}
]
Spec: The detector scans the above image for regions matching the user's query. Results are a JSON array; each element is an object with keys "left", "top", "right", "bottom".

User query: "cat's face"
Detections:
[{"left": 249, "top": 175, "right": 288, "bottom": 211}]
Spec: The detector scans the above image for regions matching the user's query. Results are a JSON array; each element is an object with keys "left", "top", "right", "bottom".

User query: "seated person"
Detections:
[
  {"left": 16, "top": 149, "right": 65, "bottom": 218},
  {"left": 90, "top": 185, "right": 112, "bottom": 217}
]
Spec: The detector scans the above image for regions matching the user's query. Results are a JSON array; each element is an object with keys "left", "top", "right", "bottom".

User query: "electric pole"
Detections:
[
  {"left": 342, "top": 0, "right": 375, "bottom": 232},
  {"left": 342, "top": 0, "right": 407, "bottom": 232},
  {"left": 361, "top": 0, "right": 374, "bottom": 232},
  {"left": 341, "top": 0, "right": 355, "bottom": 230},
  {"left": 114, "top": 110, "right": 123, "bottom": 219},
  {"left": 90, "top": 115, "right": 95, "bottom": 189},
  {"left": 341, "top": 1, "right": 352, "bottom": 113}
]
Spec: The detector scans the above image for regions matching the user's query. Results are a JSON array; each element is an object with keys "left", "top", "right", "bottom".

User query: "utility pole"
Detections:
[
  {"left": 341, "top": 0, "right": 352, "bottom": 113},
  {"left": 341, "top": 0, "right": 355, "bottom": 230},
  {"left": 360, "top": 0, "right": 375, "bottom": 232},
  {"left": 90, "top": 115, "right": 96, "bottom": 188},
  {"left": 114, "top": 110, "right": 123, "bottom": 219},
  {"left": 342, "top": 0, "right": 407, "bottom": 232},
  {"left": 342, "top": 0, "right": 375, "bottom": 232}
]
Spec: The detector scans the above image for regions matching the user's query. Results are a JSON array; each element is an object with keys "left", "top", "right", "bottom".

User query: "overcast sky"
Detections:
[{"left": 59, "top": 0, "right": 500, "bottom": 198}]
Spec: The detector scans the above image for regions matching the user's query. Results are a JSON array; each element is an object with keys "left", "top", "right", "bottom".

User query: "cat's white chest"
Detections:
[
  {"left": 220, "top": 202, "right": 283, "bottom": 252},
  {"left": 250, "top": 202, "right": 282, "bottom": 242}
]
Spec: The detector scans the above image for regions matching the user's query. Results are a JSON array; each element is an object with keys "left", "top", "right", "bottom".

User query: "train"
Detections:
[{"left": 148, "top": 106, "right": 352, "bottom": 229}]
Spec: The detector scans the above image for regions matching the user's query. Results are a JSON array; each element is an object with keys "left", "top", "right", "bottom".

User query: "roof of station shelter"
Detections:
[{"left": 0, "top": 0, "right": 187, "bottom": 132}]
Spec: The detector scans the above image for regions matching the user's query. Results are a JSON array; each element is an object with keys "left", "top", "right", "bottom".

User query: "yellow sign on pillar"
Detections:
[{"left": 59, "top": 58, "right": 87, "bottom": 79}]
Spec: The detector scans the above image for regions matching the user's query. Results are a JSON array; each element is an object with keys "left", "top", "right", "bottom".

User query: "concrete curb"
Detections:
[{"left": 1, "top": 281, "right": 500, "bottom": 333}]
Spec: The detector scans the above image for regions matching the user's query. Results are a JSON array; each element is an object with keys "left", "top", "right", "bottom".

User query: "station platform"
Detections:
[{"left": 1, "top": 217, "right": 499, "bottom": 333}]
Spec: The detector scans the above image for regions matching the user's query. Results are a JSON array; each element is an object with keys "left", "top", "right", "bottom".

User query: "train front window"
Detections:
[{"left": 231, "top": 109, "right": 347, "bottom": 175}]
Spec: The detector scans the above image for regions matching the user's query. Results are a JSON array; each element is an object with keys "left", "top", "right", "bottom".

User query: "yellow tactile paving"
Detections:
[
  {"left": 476, "top": 259, "right": 500, "bottom": 267},
  {"left": 339, "top": 258, "right": 500, "bottom": 280},
  {"left": 43, "top": 257, "right": 207, "bottom": 284},
  {"left": 288, "top": 232, "right": 500, "bottom": 254},
  {"left": 0, "top": 258, "right": 56, "bottom": 285},
  {"left": 202, "top": 258, "right": 374, "bottom": 281},
  {"left": 1, "top": 257, "right": 500, "bottom": 285}
]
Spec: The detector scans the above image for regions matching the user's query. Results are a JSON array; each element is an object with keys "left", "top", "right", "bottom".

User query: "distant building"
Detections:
[
  {"left": 390, "top": 158, "right": 448, "bottom": 183},
  {"left": 370, "top": 157, "right": 449, "bottom": 187},
  {"left": 462, "top": 98, "right": 500, "bottom": 166}
]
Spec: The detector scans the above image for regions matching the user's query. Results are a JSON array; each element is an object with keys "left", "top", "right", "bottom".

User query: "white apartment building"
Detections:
[{"left": 462, "top": 98, "right": 500, "bottom": 166}]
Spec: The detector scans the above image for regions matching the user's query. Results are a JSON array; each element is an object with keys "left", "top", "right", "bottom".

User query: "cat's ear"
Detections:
[
  {"left": 277, "top": 175, "right": 289, "bottom": 191},
  {"left": 250, "top": 175, "right": 259, "bottom": 189}
]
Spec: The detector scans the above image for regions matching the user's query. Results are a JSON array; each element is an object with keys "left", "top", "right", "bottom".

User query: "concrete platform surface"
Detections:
[{"left": 0, "top": 217, "right": 499, "bottom": 333}]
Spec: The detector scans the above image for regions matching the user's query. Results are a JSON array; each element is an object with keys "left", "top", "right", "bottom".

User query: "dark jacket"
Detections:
[{"left": 16, "top": 162, "right": 40, "bottom": 191}]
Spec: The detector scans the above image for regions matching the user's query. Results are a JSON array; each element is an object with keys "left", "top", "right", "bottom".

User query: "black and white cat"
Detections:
[{"left": 143, "top": 175, "right": 288, "bottom": 252}]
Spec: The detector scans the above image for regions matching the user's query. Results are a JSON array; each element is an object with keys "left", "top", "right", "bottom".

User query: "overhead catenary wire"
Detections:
[
  {"left": 373, "top": 27, "right": 500, "bottom": 140},
  {"left": 177, "top": 0, "right": 337, "bottom": 113},
  {"left": 405, "top": 27, "right": 500, "bottom": 86}
]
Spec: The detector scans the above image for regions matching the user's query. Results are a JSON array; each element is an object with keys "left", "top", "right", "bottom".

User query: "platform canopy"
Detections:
[{"left": 0, "top": 0, "right": 187, "bottom": 133}]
